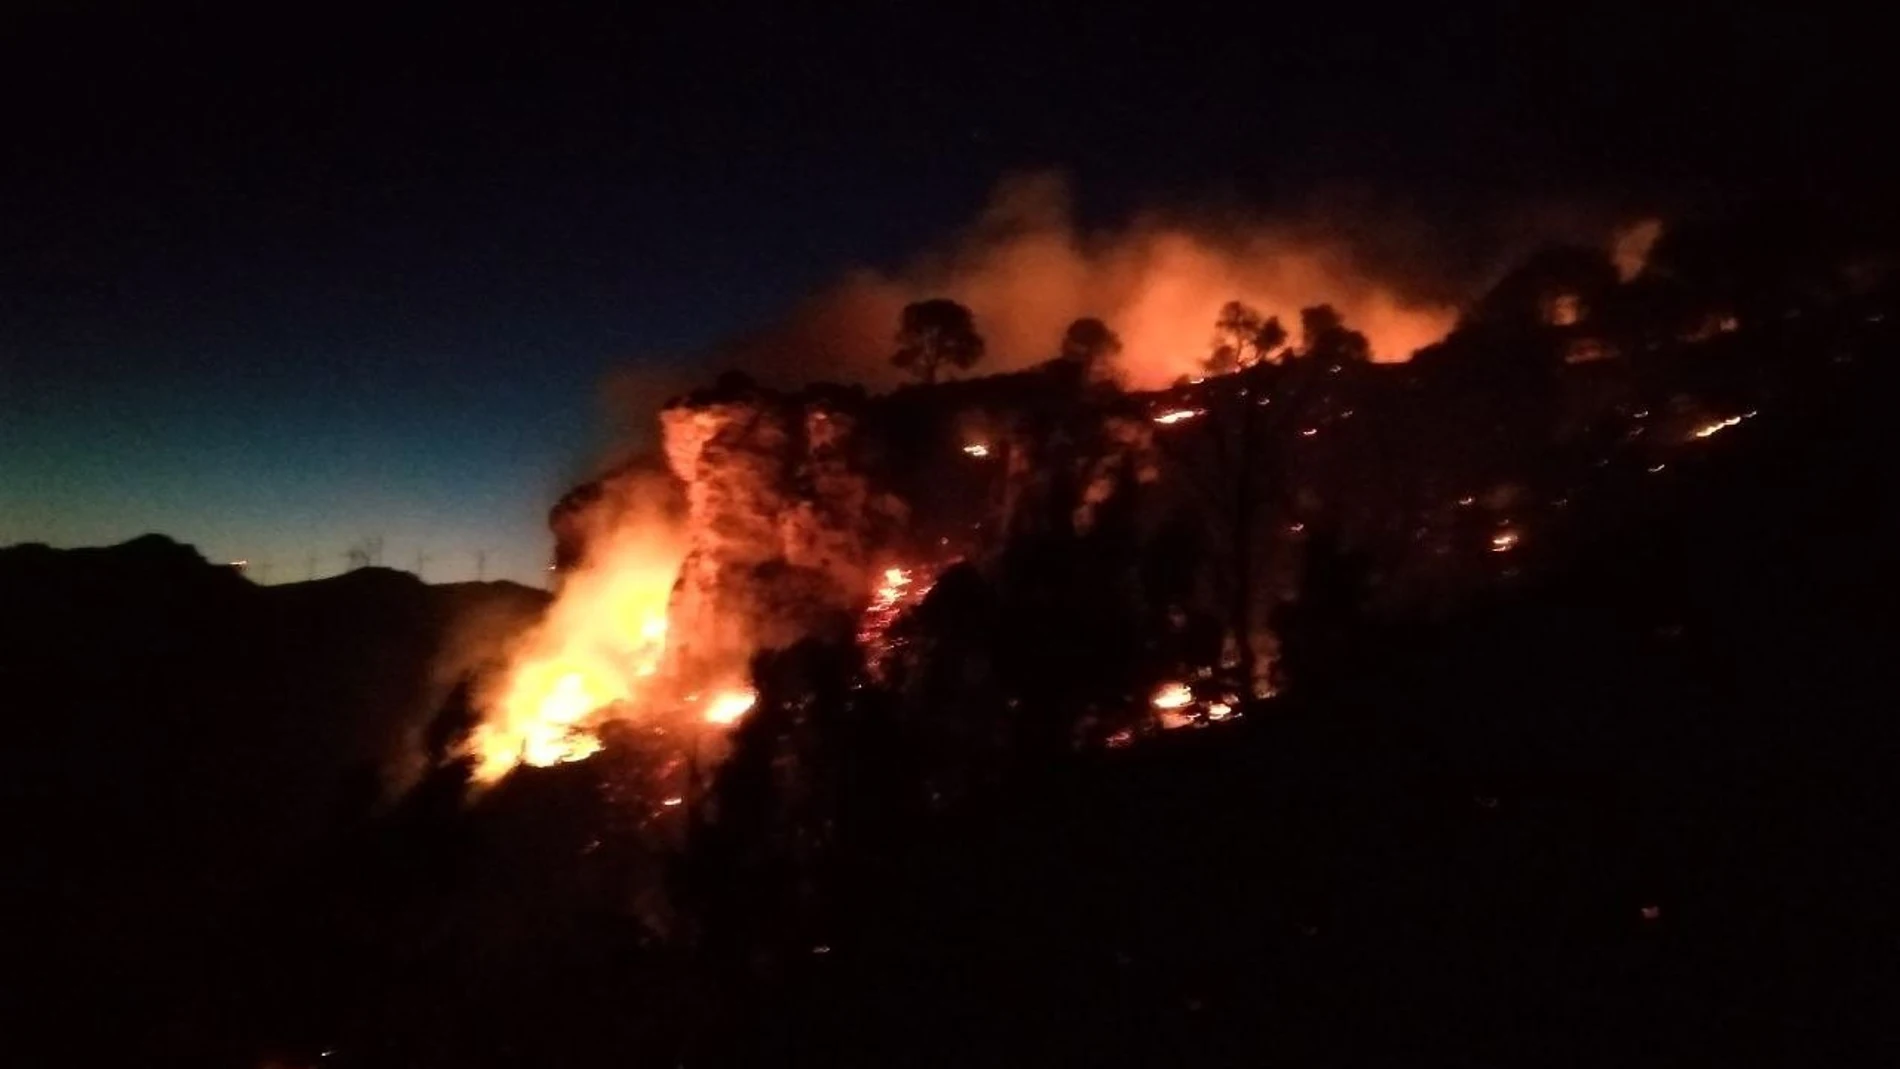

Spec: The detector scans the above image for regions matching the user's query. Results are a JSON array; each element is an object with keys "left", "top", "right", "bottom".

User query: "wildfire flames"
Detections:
[
  {"left": 468, "top": 556, "right": 760, "bottom": 781},
  {"left": 468, "top": 510, "right": 687, "bottom": 782},
  {"left": 859, "top": 564, "right": 948, "bottom": 676},
  {"left": 1149, "top": 679, "right": 1240, "bottom": 730},
  {"left": 702, "top": 689, "right": 757, "bottom": 726},
  {"left": 1151, "top": 681, "right": 1193, "bottom": 709},
  {"left": 457, "top": 204, "right": 1699, "bottom": 787}
]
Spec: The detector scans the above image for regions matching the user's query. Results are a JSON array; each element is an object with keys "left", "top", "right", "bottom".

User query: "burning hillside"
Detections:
[
  {"left": 17, "top": 201, "right": 1894, "bottom": 1069},
  {"left": 463, "top": 202, "right": 1894, "bottom": 796},
  {"left": 470, "top": 381, "right": 911, "bottom": 780}
]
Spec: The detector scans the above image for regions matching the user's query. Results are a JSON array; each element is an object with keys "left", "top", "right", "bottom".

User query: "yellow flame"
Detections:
[
  {"left": 1691, "top": 414, "right": 1747, "bottom": 439},
  {"left": 468, "top": 495, "right": 686, "bottom": 783},
  {"left": 1152, "top": 408, "right": 1203, "bottom": 425},
  {"left": 1151, "top": 681, "right": 1193, "bottom": 710},
  {"left": 703, "top": 688, "right": 757, "bottom": 726}
]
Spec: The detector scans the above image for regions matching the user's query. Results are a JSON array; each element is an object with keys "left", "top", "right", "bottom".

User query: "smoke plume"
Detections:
[{"left": 713, "top": 173, "right": 1462, "bottom": 391}]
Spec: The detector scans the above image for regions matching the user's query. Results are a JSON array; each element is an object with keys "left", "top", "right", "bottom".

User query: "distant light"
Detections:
[
  {"left": 1490, "top": 529, "right": 1520, "bottom": 553},
  {"left": 962, "top": 443, "right": 991, "bottom": 458},
  {"left": 1153, "top": 408, "right": 1203, "bottom": 425},
  {"left": 1299, "top": 427, "right": 1318, "bottom": 437},
  {"left": 1648, "top": 463, "right": 1667, "bottom": 473},
  {"left": 661, "top": 796, "right": 683, "bottom": 807}
]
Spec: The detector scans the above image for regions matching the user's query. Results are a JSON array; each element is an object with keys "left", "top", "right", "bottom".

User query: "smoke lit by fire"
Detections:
[
  {"left": 723, "top": 173, "right": 1460, "bottom": 390},
  {"left": 460, "top": 184, "right": 1706, "bottom": 786}
]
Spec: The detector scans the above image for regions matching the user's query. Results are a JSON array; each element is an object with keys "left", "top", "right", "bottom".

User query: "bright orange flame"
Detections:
[
  {"left": 1152, "top": 408, "right": 1203, "bottom": 425},
  {"left": 468, "top": 490, "right": 686, "bottom": 783},
  {"left": 1151, "top": 681, "right": 1193, "bottom": 710},
  {"left": 858, "top": 562, "right": 949, "bottom": 677},
  {"left": 703, "top": 688, "right": 757, "bottom": 726}
]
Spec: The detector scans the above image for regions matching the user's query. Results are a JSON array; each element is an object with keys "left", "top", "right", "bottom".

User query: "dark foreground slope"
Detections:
[
  {"left": 0, "top": 544, "right": 544, "bottom": 1063},
  {"left": 695, "top": 355, "right": 1900, "bottom": 1066},
  {"left": 244, "top": 333, "right": 1898, "bottom": 1069},
  {"left": 9, "top": 328, "right": 1899, "bottom": 1067}
]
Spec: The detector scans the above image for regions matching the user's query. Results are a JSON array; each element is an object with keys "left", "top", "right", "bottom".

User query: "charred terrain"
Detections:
[{"left": 6, "top": 216, "right": 1900, "bottom": 1066}]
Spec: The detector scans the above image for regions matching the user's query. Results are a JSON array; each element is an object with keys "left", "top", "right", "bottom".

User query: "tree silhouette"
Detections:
[
  {"left": 1163, "top": 302, "right": 1365, "bottom": 697},
  {"left": 1058, "top": 316, "right": 1122, "bottom": 377},
  {"left": 1204, "top": 300, "right": 1289, "bottom": 375},
  {"left": 893, "top": 298, "right": 985, "bottom": 384},
  {"left": 1298, "top": 303, "right": 1371, "bottom": 365},
  {"left": 343, "top": 536, "right": 383, "bottom": 570}
]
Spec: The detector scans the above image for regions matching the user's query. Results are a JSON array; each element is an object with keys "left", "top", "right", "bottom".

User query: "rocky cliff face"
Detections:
[{"left": 658, "top": 384, "right": 905, "bottom": 687}]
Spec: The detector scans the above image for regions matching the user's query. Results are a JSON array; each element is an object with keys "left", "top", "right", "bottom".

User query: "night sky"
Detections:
[{"left": 2, "top": 4, "right": 1885, "bottom": 584}]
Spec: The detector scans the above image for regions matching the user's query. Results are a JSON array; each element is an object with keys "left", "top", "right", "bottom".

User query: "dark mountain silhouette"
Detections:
[{"left": 0, "top": 538, "right": 545, "bottom": 1064}]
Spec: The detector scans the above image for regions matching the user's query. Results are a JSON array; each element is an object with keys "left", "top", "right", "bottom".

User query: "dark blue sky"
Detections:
[{"left": 2, "top": 4, "right": 1885, "bottom": 583}]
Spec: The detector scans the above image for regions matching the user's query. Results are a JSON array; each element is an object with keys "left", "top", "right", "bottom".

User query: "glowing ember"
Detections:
[
  {"left": 1152, "top": 408, "right": 1203, "bottom": 425},
  {"left": 1691, "top": 413, "right": 1750, "bottom": 439},
  {"left": 962, "top": 442, "right": 992, "bottom": 458},
  {"left": 703, "top": 688, "right": 757, "bottom": 726},
  {"left": 661, "top": 796, "right": 684, "bottom": 807},
  {"left": 857, "top": 562, "right": 949, "bottom": 677},
  {"left": 1490, "top": 529, "right": 1520, "bottom": 553},
  {"left": 1151, "top": 681, "right": 1193, "bottom": 710}
]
